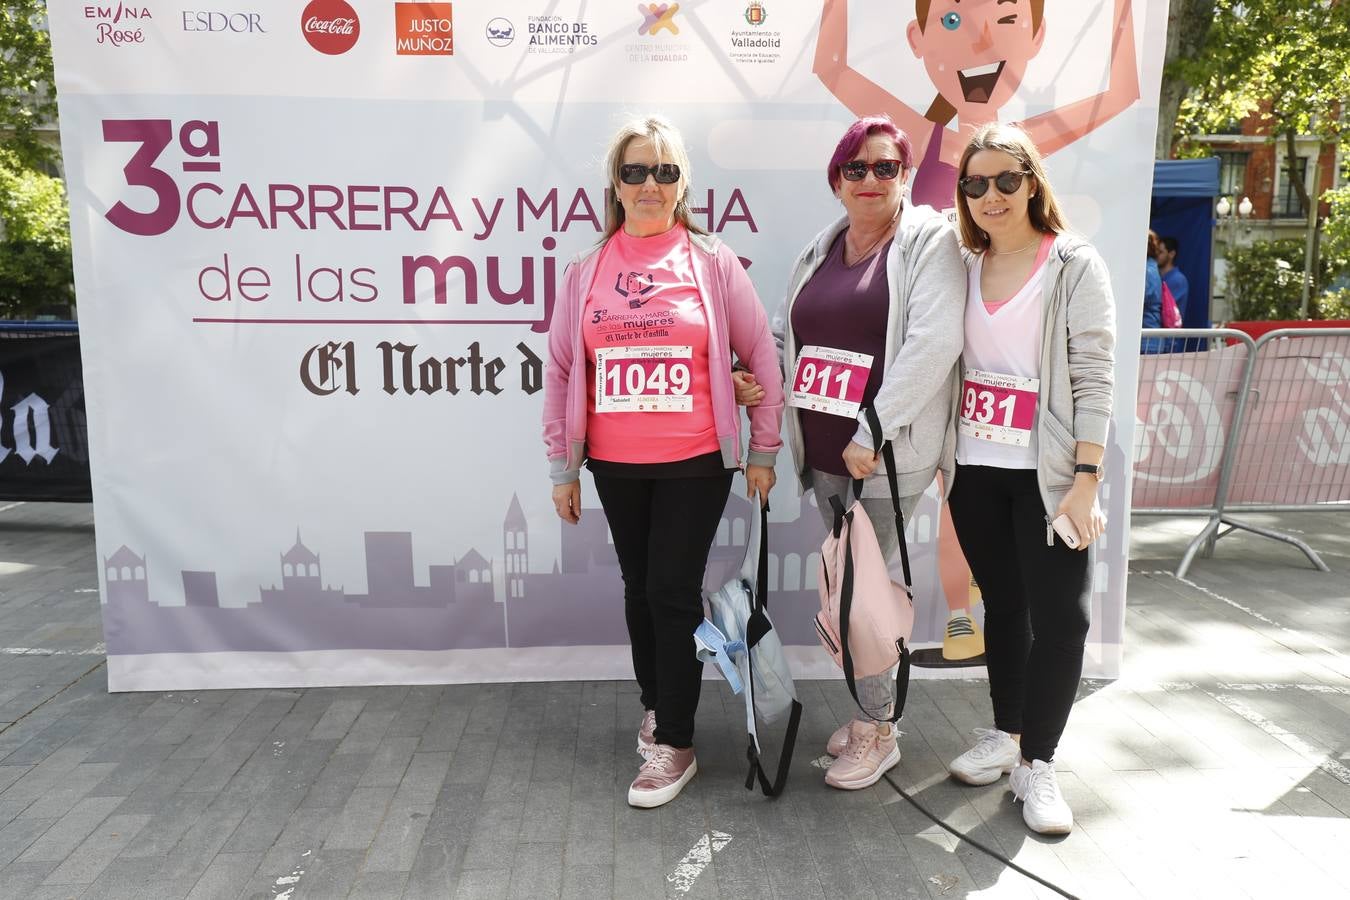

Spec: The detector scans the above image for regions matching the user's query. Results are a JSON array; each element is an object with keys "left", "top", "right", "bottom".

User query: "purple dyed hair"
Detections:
[{"left": 826, "top": 115, "right": 913, "bottom": 193}]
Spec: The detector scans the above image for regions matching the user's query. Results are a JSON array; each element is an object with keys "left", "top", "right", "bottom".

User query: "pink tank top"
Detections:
[{"left": 581, "top": 224, "right": 719, "bottom": 464}]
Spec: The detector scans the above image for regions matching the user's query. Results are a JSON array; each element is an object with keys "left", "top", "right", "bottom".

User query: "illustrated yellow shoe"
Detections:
[{"left": 942, "top": 611, "right": 985, "bottom": 661}]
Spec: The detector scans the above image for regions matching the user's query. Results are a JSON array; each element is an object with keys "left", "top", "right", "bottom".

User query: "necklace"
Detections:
[
  {"left": 988, "top": 233, "right": 1042, "bottom": 256},
  {"left": 846, "top": 206, "right": 901, "bottom": 264}
]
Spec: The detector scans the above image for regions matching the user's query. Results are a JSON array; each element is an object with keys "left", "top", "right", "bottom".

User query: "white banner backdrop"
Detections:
[{"left": 49, "top": 0, "right": 1166, "bottom": 691}]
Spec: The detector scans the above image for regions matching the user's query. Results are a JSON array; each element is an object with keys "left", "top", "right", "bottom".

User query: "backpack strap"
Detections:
[
  {"left": 832, "top": 406, "right": 912, "bottom": 724},
  {"left": 741, "top": 501, "right": 802, "bottom": 797}
]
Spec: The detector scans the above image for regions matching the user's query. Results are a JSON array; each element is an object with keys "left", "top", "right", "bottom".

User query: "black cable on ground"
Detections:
[{"left": 880, "top": 771, "right": 1081, "bottom": 900}]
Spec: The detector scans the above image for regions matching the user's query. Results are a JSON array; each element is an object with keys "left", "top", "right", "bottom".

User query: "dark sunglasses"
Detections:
[
  {"left": 958, "top": 169, "right": 1031, "bottom": 199},
  {"left": 619, "top": 163, "right": 681, "bottom": 185},
  {"left": 840, "top": 158, "right": 904, "bottom": 182}
]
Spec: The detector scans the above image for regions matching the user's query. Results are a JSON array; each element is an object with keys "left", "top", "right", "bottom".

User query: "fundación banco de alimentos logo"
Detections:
[
  {"left": 395, "top": 3, "right": 454, "bottom": 55},
  {"left": 485, "top": 17, "right": 514, "bottom": 47},
  {"left": 301, "top": 0, "right": 359, "bottom": 55}
]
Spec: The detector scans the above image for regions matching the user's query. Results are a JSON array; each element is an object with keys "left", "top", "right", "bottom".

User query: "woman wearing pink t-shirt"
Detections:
[
  {"left": 944, "top": 123, "right": 1115, "bottom": 837},
  {"left": 542, "top": 116, "right": 784, "bottom": 810}
]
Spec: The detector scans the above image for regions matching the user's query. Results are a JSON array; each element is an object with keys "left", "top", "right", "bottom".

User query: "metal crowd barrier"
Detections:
[
  {"left": 0, "top": 321, "right": 79, "bottom": 338},
  {"left": 1134, "top": 327, "right": 1350, "bottom": 577}
]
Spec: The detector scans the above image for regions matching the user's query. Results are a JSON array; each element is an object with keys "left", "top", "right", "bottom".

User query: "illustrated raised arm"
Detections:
[
  {"left": 814, "top": 0, "right": 931, "bottom": 141},
  {"left": 1023, "top": 0, "right": 1138, "bottom": 157}
]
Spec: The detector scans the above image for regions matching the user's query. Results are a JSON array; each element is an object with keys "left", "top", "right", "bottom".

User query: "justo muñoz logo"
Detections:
[
  {"left": 301, "top": 0, "right": 359, "bottom": 55},
  {"left": 395, "top": 2, "right": 454, "bottom": 56},
  {"left": 83, "top": 4, "right": 154, "bottom": 47}
]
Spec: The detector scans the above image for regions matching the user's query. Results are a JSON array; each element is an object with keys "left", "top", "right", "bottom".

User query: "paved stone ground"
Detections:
[{"left": 1, "top": 499, "right": 1349, "bottom": 899}]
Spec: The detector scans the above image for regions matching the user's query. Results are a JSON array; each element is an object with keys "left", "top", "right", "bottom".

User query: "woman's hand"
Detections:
[
  {"left": 552, "top": 481, "right": 581, "bottom": 524},
  {"left": 1054, "top": 480, "right": 1105, "bottom": 550},
  {"left": 745, "top": 464, "right": 775, "bottom": 507},
  {"left": 842, "top": 441, "right": 878, "bottom": 480},
  {"left": 732, "top": 370, "right": 765, "bottom": 407}
]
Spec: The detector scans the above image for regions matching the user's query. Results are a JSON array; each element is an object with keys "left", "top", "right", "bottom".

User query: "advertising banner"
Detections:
[
  {"left": 0, "top": 331, "right": 91, "bottom": 502},
  {"left": 49, "top": 0, "right": 1167, "bottom": 689}
]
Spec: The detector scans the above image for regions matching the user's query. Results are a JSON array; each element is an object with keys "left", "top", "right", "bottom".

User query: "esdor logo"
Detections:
[
  {"left": 395, "top": 2, "right": 454, "bottom": 56},
  {"left": 301, "top": 0, "right": 359, "bottom": 55}
]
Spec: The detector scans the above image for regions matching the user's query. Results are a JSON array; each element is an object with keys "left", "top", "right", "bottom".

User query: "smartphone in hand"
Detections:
[{"left": 1051, "top": 513, "right": 1080, "bottom": 549}]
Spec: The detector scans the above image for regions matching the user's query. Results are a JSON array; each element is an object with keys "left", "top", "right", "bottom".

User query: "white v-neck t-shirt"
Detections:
[{"left": 957, "top": 243, "right": 1052, "bottom": 470}]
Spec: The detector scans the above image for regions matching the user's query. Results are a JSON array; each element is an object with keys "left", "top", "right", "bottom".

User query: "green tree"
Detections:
[
  {"left": 1171, "top": 0, "right": 1350, "bottom": 215},
  {"left": 0, "top": 147, "right": 72, "bottom": 316},
  {"left": 0, "top": 1, "right": 57, "bottom": 170},
  {"left": 1156, "top": 0, "right": 1216, "bottom": 159},
  {"left": 0, "top": 2, "right": 70, "bottom": 317}
]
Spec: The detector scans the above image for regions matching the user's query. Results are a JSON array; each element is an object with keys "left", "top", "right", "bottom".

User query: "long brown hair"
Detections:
[
  {"left": 915, "top": 0, "right": 1046, "bottom": 126},
  {"left": 954, "top": 122, "right": 1067, "bottom": 253},
  {"left": 602, "top": 115, "right": 708, "bottom": 239}
]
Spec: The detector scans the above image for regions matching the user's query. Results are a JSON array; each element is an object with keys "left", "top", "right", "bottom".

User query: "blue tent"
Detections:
[{"left": 1150, "top": 157, "right": 1220, "bottom": 326}]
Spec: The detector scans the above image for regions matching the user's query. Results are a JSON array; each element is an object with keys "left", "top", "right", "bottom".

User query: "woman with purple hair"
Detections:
[{"left": 736, "top": 115, "right": 965, "bottom": 790}]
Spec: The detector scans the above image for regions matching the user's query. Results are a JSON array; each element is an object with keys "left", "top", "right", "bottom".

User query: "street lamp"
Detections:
[{"left": 1215, "top": 195, "right": 1254, "bottom": 321}]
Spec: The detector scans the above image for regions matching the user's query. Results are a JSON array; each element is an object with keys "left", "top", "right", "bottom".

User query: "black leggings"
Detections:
[
  {"left": 592, "top": 471, "right": 733, "bottom": 749},
  {"left": 947, "top": 464, "right": 1092, "bottom": 763}
]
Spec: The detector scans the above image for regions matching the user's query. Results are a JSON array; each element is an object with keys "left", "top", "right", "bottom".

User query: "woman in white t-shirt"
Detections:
[{"left": 943, "top": 123, "right": 1116, "bottom": 837}]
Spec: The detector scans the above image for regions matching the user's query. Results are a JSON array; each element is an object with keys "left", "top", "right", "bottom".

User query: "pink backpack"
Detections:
[
  {"left": 815, "top": 407, "right": 914, "bottom": 722},
  {"left": 1160, "top": 280, "right": 1182, "bottom": 329}
]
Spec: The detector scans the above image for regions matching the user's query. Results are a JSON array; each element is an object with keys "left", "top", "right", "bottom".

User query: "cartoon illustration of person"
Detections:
[
  {"left": 814, "top": 0, "right": 1139, "bottom": 663},
  {"left": 814, "top": 0, "right": 1139, "bottom": 211}
]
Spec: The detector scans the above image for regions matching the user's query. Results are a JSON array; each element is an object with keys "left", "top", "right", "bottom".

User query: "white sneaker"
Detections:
[
  {"left": 948, "top": 727, "right": 1020, "bottom": 785},
  {"left": 1009, "top": 759, "right": 1073, "bottom": 835}
]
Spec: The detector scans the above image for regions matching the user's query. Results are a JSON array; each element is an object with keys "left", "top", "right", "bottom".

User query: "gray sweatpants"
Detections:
[{"left": 810, "top": 470, "right": 921, "bottom": 724}]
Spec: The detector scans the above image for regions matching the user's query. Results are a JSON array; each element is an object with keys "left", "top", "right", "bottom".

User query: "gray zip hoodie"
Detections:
[
  {"left": 774, "top": 203, "right": 967, "bottom": 500},
  {"left": 987, "top": 233, "right": 1116, "bottom": 518}
]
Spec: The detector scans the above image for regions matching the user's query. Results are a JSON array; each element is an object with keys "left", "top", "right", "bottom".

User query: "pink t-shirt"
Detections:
[{"left": 582, "top": 224, "right": 719, "bottom": 464}]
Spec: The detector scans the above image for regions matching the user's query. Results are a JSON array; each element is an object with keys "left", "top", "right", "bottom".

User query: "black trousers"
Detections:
[
  {"left": 947, "top": 464, "right": 1092, "bottom": 763},
  {"left": 591, "top": 470, "right": 733, "bottom": 749}
]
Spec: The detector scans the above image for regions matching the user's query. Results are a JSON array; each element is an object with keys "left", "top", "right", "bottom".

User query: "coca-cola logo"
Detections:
[{"left": 301, "top": 0, "right": 359, "bottom": 55}]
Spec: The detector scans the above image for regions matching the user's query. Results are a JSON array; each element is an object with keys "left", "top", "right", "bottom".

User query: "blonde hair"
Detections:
[
  {"left": 954, "top": 122, "right": 1067, "bottom": 253},
  {"left": 602, "top": 115, "right": 707, "bottom": 239}
]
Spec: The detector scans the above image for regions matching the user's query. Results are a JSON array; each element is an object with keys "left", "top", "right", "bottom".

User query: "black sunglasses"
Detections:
[
  {"left": 619, "top": 163, "right": 681, "bottom": 185},
  {"left": 958, "top": 170, "right": 1031, "bottom": 199},
  {"left": 840, "top": 159, "right": 904, "bottom": 182}
]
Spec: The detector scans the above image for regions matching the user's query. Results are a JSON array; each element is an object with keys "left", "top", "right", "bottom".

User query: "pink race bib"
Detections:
[
  {"left": 959, "top": 368, "right": 1039, "bottom": 447},
  {"left": 787, "top": 345, "right": 873, "bottom": 419},
  {"left": 594, "top": 345, "right": 693, "bottom": 413}
]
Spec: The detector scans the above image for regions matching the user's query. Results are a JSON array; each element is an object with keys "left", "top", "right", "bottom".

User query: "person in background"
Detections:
[
  {"left": 1157, "top": 235, "right": 1192, "bottom": 350},
  {"left": 1156, "top": 235, "right": 1189, "bottom": 322},
  {"left": 1140, "top": 231, "right": 1166, "bottom": 354},
  {"left": 542, "top": 115, "right": 784, "bottom": 810},
  {"left": 945, "top": 123, "right": 1114, "bottom": 836}
]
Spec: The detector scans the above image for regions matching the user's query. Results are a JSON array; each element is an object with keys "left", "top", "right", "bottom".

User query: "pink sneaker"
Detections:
[
  {"left": 826, "top": 722, "right": 850, "bottom": 758},
  {"left": 637, "top": 710, "right": 656, "bottom": 760},
  {"left": 824, "top": 720, "right": 899, "bottom": 790},
  {"left": 627, "top": 744, "right": 698, "bottom": 808}
]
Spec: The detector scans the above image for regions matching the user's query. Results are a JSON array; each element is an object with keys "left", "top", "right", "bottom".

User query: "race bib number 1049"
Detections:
[{"left": 594, "top": 346, "right": 694, "bottom": 413}]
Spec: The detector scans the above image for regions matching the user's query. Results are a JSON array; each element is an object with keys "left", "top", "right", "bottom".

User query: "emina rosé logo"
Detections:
[
  {"left": 301, "top": 0, "right": 360, "bottom": 55},
  {"left": 84, "top": 4, "right": 154, "bottom": 47}
]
